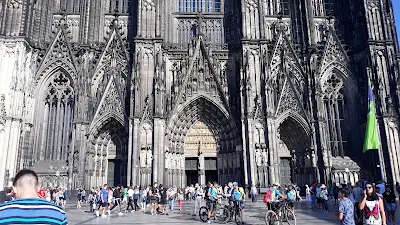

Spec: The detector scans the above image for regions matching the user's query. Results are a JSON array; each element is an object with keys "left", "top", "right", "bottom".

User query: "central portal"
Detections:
[{"left": 184, "top": 121, "right": 218, "bottom": 185}]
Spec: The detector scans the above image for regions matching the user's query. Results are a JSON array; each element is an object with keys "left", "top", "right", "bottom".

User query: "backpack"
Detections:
[
  {"left": 263, "top": 189, "right": 275, "bottom": 203},
  {"left": 287, "top": 190, "right": 296, "bottom": 200}
]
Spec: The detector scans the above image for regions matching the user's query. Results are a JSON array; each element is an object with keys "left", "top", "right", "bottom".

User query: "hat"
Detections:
[
  {"left": 321, "top": 184, "right": 326, "bottom": 188},
  {"left": 233, "top": 182, "right": 238, "bottom": 186},
  {"left": 273, "top": 182, "right": 280, "bottom": 187}
]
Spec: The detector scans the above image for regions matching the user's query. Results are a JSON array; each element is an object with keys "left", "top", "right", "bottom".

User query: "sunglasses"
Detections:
[{"left": 366, "top": 186, "right": 373, "bottom": 189}]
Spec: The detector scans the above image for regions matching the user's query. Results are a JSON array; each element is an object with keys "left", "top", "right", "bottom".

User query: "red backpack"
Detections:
[{"left": 263, "top": 189, "right": 273, "bottom": 203}]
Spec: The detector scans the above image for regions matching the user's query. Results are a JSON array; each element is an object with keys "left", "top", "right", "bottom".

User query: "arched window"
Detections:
[
  {"left": 312, "top": 0, "right": 334, "bottom": 17},
  {"left": 265, "top": 0, "right": 290, "bottom": 16},
  {"left": 178, "top": 0, "right": 221, "bottom": 13},
  {"left": 56, "top": 0, "right": 81, "bottom": 13},
  {"left": 108, "top": 0, "right": 130, "bottom": 14},
  {"left": 323, "top": 72, "right": 347, "bottom": 157},
  {"left": 40, "top": 71, "right": 74, "bottom": 161}
]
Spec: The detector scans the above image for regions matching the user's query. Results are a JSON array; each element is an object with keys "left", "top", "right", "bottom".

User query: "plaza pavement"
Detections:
[{"left": 64, "top": 200, "right": 344, "bottom": 225}]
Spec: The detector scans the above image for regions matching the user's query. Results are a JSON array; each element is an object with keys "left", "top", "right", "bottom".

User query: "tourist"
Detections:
[
  {"left": 316, "top": 183, "right": 322, "bottom": 210},
  {"left": 167, "top": 186, "right": 176, "bottom": 211},
  {"left": 189, "top": 184, "right": 195, "bottom": 200},
  {"left": 96, "top": 184, "right": 109, "bottom": 217},
  {"left": 383, "top": 185, "right": 396, "bottom": 225},
  {"left": 353, "top": 182, "right": 364, "bottom": 222},
  {"left": 375, "top": 186, "right": 383, "bottom": 198},
  {"left": 320, "top": 184, "right": 329, "bottom": 212},
  {"left": 337, "top": 188, "right": 355, "bottom": 225},
  {"left": 141, "top": 186, "right": 148, "bottom": 212},
  {"left": 109, "top": 185, "right": 123, "bottom": 215},
  {"left": 159, "top": 184, "right": 169, "bottom": 215},
  {"left": 123, "top": 186, "right": 128, "bottom": 204},
  {"left": 232, "top": 182, "right": 245, "bottom": 223},
  {"left": 376, "top": 181, "right": 385, "bottom": 195},
  {"left": 89, "top": 191, "right": 96, "bottom": 213},
  {"left": 177, "top": 189, "right": 184, "bottom": 210},
  {"left": 150, "top": 186, "right": 160, "bottom": 215},
  {"left": 359, "top": 182, "right": 386, "bottom": 225},
  {"left": 206, "top": 182, "right": 218, "bottom": 224},
  {"left": 126, "top": 186, "right": 134, "bottom": 212},
  {"left": 0, "top": 169, "right": 67, "bottom": 224},
  {"left": 133, "top": 186, "right": 140, "bottom": 211},
  {"left": 333, "top": 183, "right": 339, "bottom": 205},
  {"left": 310, "top": 183, "right": 317, "bottom": 210},
  {"left": 193, "top": 183, "right": 203, "bottom": 216},
  {"left": 251, "top": 183, "right": 258, "bottom": 202},
  {"left": 305, "top": 184, "right": 311, "bottom": 202}
]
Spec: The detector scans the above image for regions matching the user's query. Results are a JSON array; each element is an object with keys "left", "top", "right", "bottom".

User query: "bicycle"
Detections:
[
  {"left": 199, "top": 199, "right": 230, "bottom": 224},
  {"left": 265, "top": 200, "right": 296, "bottom": 225},
  {"left": 224, "top": 200, "right": 243, "bottom": 224}
]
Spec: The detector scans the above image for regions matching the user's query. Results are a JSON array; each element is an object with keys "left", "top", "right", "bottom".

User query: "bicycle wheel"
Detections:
[
  {"left": 283, "top": 209, "right": 296, "bottom": 225},
  {"left": 265, "top": 210, "right": 278, "bottom": 225},
  {"left": 199, "top": 206, "right": 208, "bottom": 222},
  {"left": 235, "top": 207, "right": 243, "bottom": 225},
  {"left": 215, "top": 206, "right": 230, "bottom": 224}
]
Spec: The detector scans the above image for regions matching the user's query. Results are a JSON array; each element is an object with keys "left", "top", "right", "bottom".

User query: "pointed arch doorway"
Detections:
[
  {"left": 277, "top": 116, "right": 312, "bottom": 187},
  {"left": 184, "top": 121, "right": 218, "bottom": 186}
]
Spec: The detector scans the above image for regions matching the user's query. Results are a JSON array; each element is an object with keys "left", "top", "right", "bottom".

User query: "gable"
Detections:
[{"left": 36, "top": 27, "right": 77, "bottom": 82}]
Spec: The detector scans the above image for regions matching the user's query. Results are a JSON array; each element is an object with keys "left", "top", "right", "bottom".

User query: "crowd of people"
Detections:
[
  {"left": 1, "top": 168, "right": 400, "bottom": 225},
  {"left": 303, "top": 181, "right": 399, "bottom": 225},
  {"left": 84, "top": 181, "right": 247, "bottom": 224}
]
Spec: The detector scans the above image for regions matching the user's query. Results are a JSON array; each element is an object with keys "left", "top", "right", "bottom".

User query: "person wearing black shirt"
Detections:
[
  {"left": 109, "top": 186, "right": 122, "bottom": 214},
  {"left": 383, "top": 186, "right": 396, "bottom": 225},
  {"left": 158, "top": 184, "right": 169, "bottom": 215}
]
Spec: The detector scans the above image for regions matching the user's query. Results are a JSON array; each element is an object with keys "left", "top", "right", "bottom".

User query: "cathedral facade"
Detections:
[{"left": 0, "top": 0, "right": 400, "bottom": 191}]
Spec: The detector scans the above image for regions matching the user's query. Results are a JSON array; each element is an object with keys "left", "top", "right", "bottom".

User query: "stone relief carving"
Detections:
[
  {"left": 255, "top": 148, "right": 262, "bottom": 166},
  {"left": 146, "top": 149, "right": 153, "bottom": 167},
  {"left": 140, "top": 149, "right": 146, "bottom": 168}
]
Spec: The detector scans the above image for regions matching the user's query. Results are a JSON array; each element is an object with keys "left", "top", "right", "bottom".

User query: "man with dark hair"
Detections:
[
  {"left": 337, "top": 188, "right": 355, "bottom": 225},
  {"left": 0, "top": 169, "right": 67, "bottom": 224}
]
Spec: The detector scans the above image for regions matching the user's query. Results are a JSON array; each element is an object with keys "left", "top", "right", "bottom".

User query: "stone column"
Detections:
[
  {"left": 198, "top": 156, "right": 205, "bottom": 185},
  {"left": 153, "top": 118, "right": 166, "bottom": 184},
  {"left": 131, "top": 118, "right": 140, "bottom": 186}
]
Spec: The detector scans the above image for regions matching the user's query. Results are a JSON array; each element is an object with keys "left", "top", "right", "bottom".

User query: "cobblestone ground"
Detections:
[{"left": 63, "top": 199, "right": 361, "bottom": 225}]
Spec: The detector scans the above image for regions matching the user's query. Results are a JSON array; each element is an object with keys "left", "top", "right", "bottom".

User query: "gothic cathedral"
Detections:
[{"left": 0, "top": 0, "right": 400, "bottom": 191}]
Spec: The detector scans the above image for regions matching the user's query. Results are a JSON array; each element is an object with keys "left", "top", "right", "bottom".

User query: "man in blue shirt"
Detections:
[
  {"left": 206, "top": 181, "right": 218, "bottom": 224},
  {"left": 0, "top": 169, "right": 67, "bottom": 225},
  {"left": 268, "top": 182, "right": 287, "bottom": 211},
  {"left": 337, "top": 188, "right": 355, "bottom": 225},
  {"left": 96, "top": 184, "right": 109, "bottom": 217}
]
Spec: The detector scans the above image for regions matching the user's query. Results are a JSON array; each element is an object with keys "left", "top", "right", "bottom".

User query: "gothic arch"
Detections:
[
  {"left": 36, "top": 66, "right": 75, "bottom": 98},
  {"left": 89, "top": 113, "right": 126, "bottom": 137},
  {"left": 33, "top": 68, "right": 75, "bottom": 162},
  {"left": 276, "top": 110, "right": 311, "bottom": 137},
  {"left": 166, "top": 95, "right": 237, "bottom": 154},
  {"left": 320, "top": 63, "right": 357, "bottom": 100}
]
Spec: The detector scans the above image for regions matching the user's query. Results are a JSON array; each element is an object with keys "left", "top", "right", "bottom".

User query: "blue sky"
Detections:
[{"left": 394, "top": 1, "right": 400, "bottom": 41}]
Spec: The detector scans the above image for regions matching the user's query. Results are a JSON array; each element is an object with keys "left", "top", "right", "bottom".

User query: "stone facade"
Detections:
[{"left": 0, "top": 0, "right": 400, "bottom": 190}]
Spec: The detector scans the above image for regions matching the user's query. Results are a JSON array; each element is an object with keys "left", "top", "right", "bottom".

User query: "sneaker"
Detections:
[
  {"left": 207, "top": 220, "right": 211, "bottom": 224},
  {"left": 166, "top": 213, "right": 169, "bottom": 216},
  {"left": 107, "top": 210, "right": 111, "bottom": 215},
  {"left": 101, "top": 214, "right": 107, "bottom": 218},
  {"left": 117, "top": 212, "right": 123, "bottom": 216},
  {"left": 95, "top": 211, "right": 100, "bottom": 217}
]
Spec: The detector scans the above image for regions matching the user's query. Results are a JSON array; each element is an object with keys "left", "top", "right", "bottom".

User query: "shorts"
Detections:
[
  {"left": 159, "top": 199, "right": 167, "bottom": 205},
  {"left": 206, "top": 200, "right": 216, "bottom": 211},
  {"left": 101, "top": 202, "right": 108, "bottom": 207},
  {"left": 386, "top": 203, "right": 397, "bottom": 211},
  {"left": 287, "top": 200, "right": 294, "bottom": 208},
  {"left": 316, "top": 197, "right": 322, "bottom": 204}
]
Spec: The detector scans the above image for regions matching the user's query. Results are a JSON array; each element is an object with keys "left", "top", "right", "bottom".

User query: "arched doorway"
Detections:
[
  {"left": 277, "top": 116, "right": 312, "bottom": 187},
  {"left": 166, "top": 96, "right": 240, "bottom": 187},
  {"left": 87, "top": 118, "right": 128, "bottom": 188}
]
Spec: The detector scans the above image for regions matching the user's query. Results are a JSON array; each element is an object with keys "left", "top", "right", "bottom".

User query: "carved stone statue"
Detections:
[
  {"left": 180, "top": 154, "right": 185, "bottom": 170},
  {"left": 146, "top": 150, "right": 153, "bottom": 167},
  {"left": 198, "top": 156, "right": 204, "bottom": 170},
  {"left": 165, "top": 152, "right": 170, "bottom": 169},
  {"left": 140, "top": 150, "right": 146, "bottom": 167},
  {"left": 262, "top": 150, "right": 268, "bottom": 165},
  {"left": 255, "top": 149, "right": 262, "bottom": 166}
]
